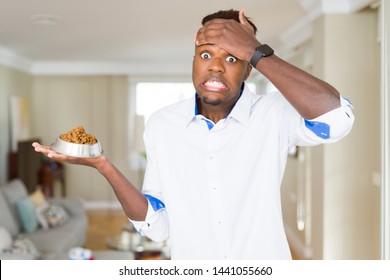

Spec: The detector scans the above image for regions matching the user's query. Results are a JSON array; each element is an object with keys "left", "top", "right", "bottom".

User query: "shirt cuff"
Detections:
[
  {"left": 128, "top": 194, "right": 168, "bottom": 242},
  {"left": 304, "top": 96, "right": 354, "bottom": 141}
]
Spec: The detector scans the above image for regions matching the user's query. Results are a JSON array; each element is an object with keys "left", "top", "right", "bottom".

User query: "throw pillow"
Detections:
[
  {"left": 30, "top": 187, "right": 47, "bottom": 207},
  {"left": 0, "top": 227, "right": 13, "bottom": 251},
  {"left": 35, "top": 201, "right": 50, "bottom": 230},
  {"left": 2, "top": 235, "right": 41, "bottom": 258},
  {"left": 44, "top": 204, "right": 69, "bottom": 227},
  {"left": 15, "top": 197, "right": 39, "bottom": 233}
]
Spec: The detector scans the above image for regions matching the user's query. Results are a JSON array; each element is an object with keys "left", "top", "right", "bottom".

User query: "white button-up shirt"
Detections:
[{"left": 131, "top": 84, "right": 354, "bottom": 260}]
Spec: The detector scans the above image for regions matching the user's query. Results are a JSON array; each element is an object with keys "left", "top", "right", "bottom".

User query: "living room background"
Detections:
[{"left": 0, "top": 4, "right": 386, "bottom": 260}]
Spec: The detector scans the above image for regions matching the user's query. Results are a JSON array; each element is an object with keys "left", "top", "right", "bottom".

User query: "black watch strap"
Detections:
[{"left": 250, "top": 44, "right": 274, "bottom": 67}]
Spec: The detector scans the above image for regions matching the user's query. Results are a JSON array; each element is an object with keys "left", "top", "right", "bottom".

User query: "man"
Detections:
[{"left": 33, "top": 9, "right": 354, "bottom": 259}]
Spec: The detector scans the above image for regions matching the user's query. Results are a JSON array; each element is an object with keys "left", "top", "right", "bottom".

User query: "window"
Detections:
[
  {"left": 130, "top": 82, "right": 194, "bottom": 170},
  {"left": 136, "top": 82, "right": 194, "bottom": 123}
]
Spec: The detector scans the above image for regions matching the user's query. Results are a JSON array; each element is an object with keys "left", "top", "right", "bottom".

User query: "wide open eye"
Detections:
[
  {"left": 200, "top": 52, "right": 211, "bottom": 60},
  {"left": 226, "top": 56, "right": 237, "bottom": 63}
]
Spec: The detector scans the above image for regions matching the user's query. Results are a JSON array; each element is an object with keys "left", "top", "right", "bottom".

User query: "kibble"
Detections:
[{"left": 60, "top": 126, "right": 97, "bottom": 144}]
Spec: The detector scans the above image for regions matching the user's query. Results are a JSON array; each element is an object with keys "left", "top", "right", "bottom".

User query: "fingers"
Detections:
[
  {"left": 196, "top": 14, "right": 250, "bottom": 45},
  {"left": 32, "top": 142, "right": 50, "bottom": 150},
  {"left": 32, "top": 142, "right": 51, "bottom": 154},
  {"left": 239, "top": 9, "right": 249, "bottom": 25},
  {"left": 32, "top": 142, "right": 60, "bottom": 159},
  {"left": 32, "top": 141, "right": 102, "bottom": 168},
  {"left": 195, "top": 22, "right": 223, "bottom": 46},
  {"left": 195, "top": 27, "right": 207, "bottom": 46}
]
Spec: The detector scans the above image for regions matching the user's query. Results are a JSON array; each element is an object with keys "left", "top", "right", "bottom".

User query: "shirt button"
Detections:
[{"left": 209, "top": 155, "right": 214, "bottom": 160}]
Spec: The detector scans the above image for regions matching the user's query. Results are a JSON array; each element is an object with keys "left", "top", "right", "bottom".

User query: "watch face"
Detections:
[
  {"left": 259, "top": 44, "right": 274, "bottom": 57},
  {"left": 250, "top": 44, "right": 274, "bottom": 67}
]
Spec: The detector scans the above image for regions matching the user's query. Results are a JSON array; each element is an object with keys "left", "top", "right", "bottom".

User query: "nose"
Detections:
[{"left": 208, "top": 57, "right": 225, "bottom": 73}]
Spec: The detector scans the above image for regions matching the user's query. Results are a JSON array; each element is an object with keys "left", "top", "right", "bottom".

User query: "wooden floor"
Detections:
[
  {"left": 84, "top": 209, "right": 130, "bottom": 251},
  {"left": 84, "top": 209, "right": 300, "bottom": 259}
]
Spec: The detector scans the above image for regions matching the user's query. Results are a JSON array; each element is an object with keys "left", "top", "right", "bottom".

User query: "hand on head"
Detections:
[{"left": 195, "top": 9, "right": 260, "bottom": 62}]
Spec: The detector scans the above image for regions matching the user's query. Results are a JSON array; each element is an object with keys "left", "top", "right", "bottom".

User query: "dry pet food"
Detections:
[{"left": 60, "top": 126, "right": 97, "bottom": 144}]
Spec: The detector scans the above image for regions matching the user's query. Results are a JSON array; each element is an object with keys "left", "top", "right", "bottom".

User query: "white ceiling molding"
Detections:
[
  {"left": 299, "top": 0, "right": 323, "bottom": 20},
  {"left": 0, "top": 46, "right": 32, "bottom": 73},
  {"left": 1, "top": 0, "right": 378, "bottom": 76},
  {"left": 277, "top": 16, "right": 313, "bottom": 59},
  {"left": 322, "top": 0, "right": 378, "bottom": 13},
  {"left": 278, "top": 0, "right": 378, "bottom": 58},
  {"left": 30, "top": 61, "right": 192, "bottom": 76},
  {"left": 0, "top": 50, "right": 192, "bottom": 76},
  {"left": 300, "top": 0, "right": 378, "bottom": 15},
  {"left": 277, "top": 0, "right": 322, "bottom": 59}
]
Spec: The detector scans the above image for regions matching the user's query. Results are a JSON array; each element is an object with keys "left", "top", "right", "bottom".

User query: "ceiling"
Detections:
[{"left": 0, "top": 0, "right": 375, "bottom": 75}]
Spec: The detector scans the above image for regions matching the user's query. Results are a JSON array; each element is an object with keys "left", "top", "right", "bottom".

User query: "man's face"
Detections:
[{"left": 192, "top": 43, "right": 251, "bottom": 107}]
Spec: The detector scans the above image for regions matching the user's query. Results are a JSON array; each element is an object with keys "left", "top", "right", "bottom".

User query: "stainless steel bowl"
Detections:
[{"left": 50, "top": 137, "right": 103, "bottom": 158}]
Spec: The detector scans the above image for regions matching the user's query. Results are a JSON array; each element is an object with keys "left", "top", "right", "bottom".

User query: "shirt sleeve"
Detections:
[
  {"left": 128, "top": 118, "right": 169, "bottom": 242},
  {"left": 287, "top": 95, "right": 355, "bottom": 147},
  {"left": 129, "top": 194, "right": 169, "bottom": 242},
  {"left": 282, "top": 97, "right": 355, "bottom": 147}
]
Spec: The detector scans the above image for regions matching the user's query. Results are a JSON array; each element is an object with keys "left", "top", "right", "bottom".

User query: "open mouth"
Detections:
[{"left": 202, "top": 78, "right": 228, "bottom": 91}]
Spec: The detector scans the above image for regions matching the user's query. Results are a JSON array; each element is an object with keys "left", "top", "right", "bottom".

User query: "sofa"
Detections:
[{"left": 0, "top": 178, "right": 88, "bottom": 259}]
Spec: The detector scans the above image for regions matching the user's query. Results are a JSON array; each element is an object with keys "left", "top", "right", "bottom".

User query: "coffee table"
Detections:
[
  {"left": 106, "top": 223, "right": 170, "bottom": 259},
  {"left": 56, "top": 250, "right": 134, "bottom": 260}
]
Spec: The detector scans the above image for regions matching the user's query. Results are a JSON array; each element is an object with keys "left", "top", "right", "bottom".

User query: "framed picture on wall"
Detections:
[{"left": 9, "top": 95, "right": 31, "bottom": 152}]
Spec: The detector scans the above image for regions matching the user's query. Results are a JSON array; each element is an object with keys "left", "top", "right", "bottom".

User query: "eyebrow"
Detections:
[
  {"left": 196, "top": 43, "right": 215, "bottom": 48},
  {"left": 196, "top": 44, "right": 234, "bottom": 56}
]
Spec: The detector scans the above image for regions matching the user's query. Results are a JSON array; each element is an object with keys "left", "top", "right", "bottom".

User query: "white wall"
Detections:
[
  {"left": 381, "top": 0, "right": 390, "bottom": 259},
  {"left": 321, "top": 9, "right": 381, "bottom": 260},
  {"left": 0, "top": 65, "right": 33, "bottom": 185},
  {"left": 281, "top": 48, "right": 315, "bottom": 259},
  {"left": 31, "top": 75, "right": 139, "bottom": 206},
  {"left": 282, "top": 7, "right": 381, "bottom": 260}
]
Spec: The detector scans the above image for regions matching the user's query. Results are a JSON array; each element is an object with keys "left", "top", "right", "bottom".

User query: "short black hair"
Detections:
[{"left": 201, "top": 9, "right": 257, "bottom": 34}]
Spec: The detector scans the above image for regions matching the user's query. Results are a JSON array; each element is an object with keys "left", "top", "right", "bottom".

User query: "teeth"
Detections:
[{"left": 205, "top": 80, "right": 225, "bottom": 88}]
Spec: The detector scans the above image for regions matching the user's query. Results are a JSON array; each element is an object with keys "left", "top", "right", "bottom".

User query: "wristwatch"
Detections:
[{"left": 250, "top": 44, "right": 274, "bottom": 67}]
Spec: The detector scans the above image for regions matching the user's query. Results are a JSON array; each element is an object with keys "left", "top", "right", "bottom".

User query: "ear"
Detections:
[{"left": 243, "top": 63, "right": 252, "bottom": 81}]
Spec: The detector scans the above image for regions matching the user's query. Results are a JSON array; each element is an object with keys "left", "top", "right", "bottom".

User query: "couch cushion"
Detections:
[
  {"left": 49, "top": 197, "right": 86, "bottom": 217},
  {"left": 0, "top": 227, "right": 13, "bottom": 250},
  {"left": 44, "top": 204, "right": 70, "bottom": 228},
  {"left": 35, "top": 202, "right": 50, "bottom": 230},
  {"left": 1, "top": 179, "right": 29, "bottom": 229},
  {"left": 1, "top": 235, "right": 41, "bottom": 259},
  {"left": 0, "top": 252, "right": 37, "bottom": 260},
  {"left": 16, "top": 197, "right": 39, "bottom": 233},
  {"left": 26, "top": 216, "right": 88, "bottom": 259},
  {"left": 30, "top": 188, "right": 47, "bottom": 207},
  {"left": 0, "top": 191, "right": 20, "bottom": 237}
]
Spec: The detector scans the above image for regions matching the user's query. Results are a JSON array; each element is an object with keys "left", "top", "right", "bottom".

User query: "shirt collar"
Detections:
[
  {"left": 228, "top": 83, "right": 253, "bottom": 124},
  {"left": 183, "top": 82, "right": 254, "bottom": 127}
]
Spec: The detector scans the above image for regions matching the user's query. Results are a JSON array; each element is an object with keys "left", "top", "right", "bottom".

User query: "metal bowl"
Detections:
[{"left": 50, "top": 137, "right": 103, "bottom": 158}]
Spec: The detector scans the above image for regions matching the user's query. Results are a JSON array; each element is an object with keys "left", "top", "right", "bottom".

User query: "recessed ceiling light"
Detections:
[{"left": 30, "top": 14, "right": 62, "bottom": 25}]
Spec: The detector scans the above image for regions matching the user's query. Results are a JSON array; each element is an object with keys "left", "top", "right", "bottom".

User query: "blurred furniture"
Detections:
[
  {"left": 8, "top": 138, "right": 65, "bottom": 197},
  {"left": 8, "top": 138, "right": 41, "bottom": 193},
  {"left": 0, "top": 179, "right": 87, "bottom": 260},
  {"left": 92, "top": 250, "right": 134, "bottom": 260},
  {"left": 106, "top": 223, "right": 170, "bottom": 260},
  {"left": 38, "top": 160, "right": 66, "bottom": 197},
  {"left": 56, "top": 250, "right": 135, "bottom": 260}
]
